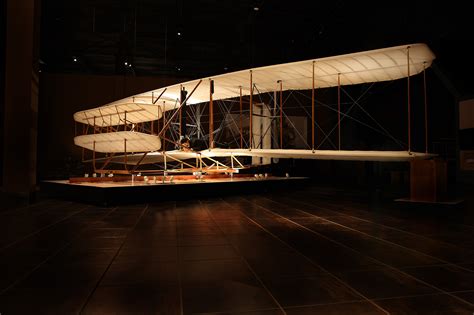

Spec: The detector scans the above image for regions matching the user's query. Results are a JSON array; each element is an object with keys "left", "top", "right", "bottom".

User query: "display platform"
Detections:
[
  {"left": 41, "top": 175, "right": 309, "bottom": 206},
  {"left": 394, "top": 198, "right": 466, "bottom": 210}
]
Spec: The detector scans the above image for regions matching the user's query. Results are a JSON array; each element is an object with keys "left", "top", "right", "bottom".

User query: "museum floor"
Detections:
[{"left": 1, "top": 186, "right": 474, "bottom": 314}]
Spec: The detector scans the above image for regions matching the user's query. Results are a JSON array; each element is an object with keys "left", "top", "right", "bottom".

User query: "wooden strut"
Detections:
[
  {"left": 312, "top": 61, "right": 315, "bottom": 151},
  {"left": 157, "top": 80, "right": 202, "bottom": 138},
  {"left": 152, "top": 88, "right": 167, "bottom": 104},
  {"left": 423, "top": 62, "right": 428, "bottom": 154},
  {"left": 239, "top": 86, "right": 243, "bottom": 149},
  {"left": 132, "top": 152, "right": 149, "bottom": 172},
  {"left": 161, "top": 101, "right": 166, "bottom": 145},
  {"left": 249, "top": 70, "right": 253, "bottom": 150},
  {"left": 407, "top": 46, "right": 411, "bottom": 153},
  {"left": 99, "top": 153, "right": 116, "bottom": 170},
  {"left": 279, "top": 80, "right": 283, "bottom": 149},
  {"left": 124, "top": 138, "right": 128, "bottom": 171},
  {"left": 209, "top": 79, "right": 214, "bottom": 149},
  {"left": 124, "top": 111, "right": 127, "bottom": 131},
  {"left": 179, "top": 84, "right": 183, "bottom": 139},
  {"left": 93, "top": 140, "right": 96, "bottom": 171},
  {"left": 338, "top": 73, "right": 341, "bottom": 150}
]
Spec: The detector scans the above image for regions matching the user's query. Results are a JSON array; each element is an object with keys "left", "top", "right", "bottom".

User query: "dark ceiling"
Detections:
[{"left": 40, "top": 0, "right": 474, "bottom": 94}]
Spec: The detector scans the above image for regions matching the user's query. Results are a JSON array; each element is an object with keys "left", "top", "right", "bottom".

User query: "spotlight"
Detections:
[
  {"left": 253, "top": 6, "right": 259, "bottom": 11},
  {"left": 177, "top": 32, "right": 181, "bottom": 36},
  {"left": 124, "top": 61, "right": 128, "bottom": 66},
  {"left": 73, "top": 57, "right": 78, "bottom": 62}
]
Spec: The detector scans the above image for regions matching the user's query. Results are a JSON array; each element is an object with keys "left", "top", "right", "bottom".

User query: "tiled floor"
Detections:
[{"left": 1, "top": 186, "right": 474, "bottom": 314}]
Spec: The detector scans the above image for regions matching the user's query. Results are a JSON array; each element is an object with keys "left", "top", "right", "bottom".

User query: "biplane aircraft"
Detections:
[{"left": 73, "top": 43, "right": 436, "bottom": 180}]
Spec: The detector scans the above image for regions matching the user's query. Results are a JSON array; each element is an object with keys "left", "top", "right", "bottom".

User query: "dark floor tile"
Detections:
[
  {"left": 210, "top": 210, "right": 248, "bottom": 221},
  {"left": 354, "top": 241, "right": 439, "bottom": 268},
  {"left": 181, "top": 259, "right": 257, "bottom": 287},
  {"left": 138, "top": 211, "right": 176, "bottom": 224},
  {"left": 285, "top": 301, "right": 386, "bottom": 315},
  {"left": 387, "top": 235, "right": 474, "bottom": 264},
  {"left": 178, "top": 224, "right": 223, "bottom": 236},
  {"left": 116, "top": 246, "right": 178, "bottom": 263},
  {"left": 0, "top": 259, "right": 43, "bottom": 293},
  {"left": 70, "top": 237, "right": 125, "bottom": 250},
  {"left": 0, "top": 286, "right": 91, "bottom": 314},
  {"left": 182, "top": 282, "right": 278, "bottom": 314},
  {"left": 49, "top": 248, "right": 117, "bottom": 265},
  {"left": 82, "top": 285, "right": 181, "bottom": 315},
  {"left": 454, "top": 291, "right": 474, "bottom": 304},
  {"left": 402, "top": 264, "right": 474, "bottom": 292},
  {"left": 178, "top": 234, "right": 229, "bottom": 246},
  {"left": 79, "top": 227, "right": 129, "bottom": 239},
  {"left": 263, "top": 275, "right": 362, "bottom": 307},
  {"left": 219, "top": 222, "right": 269, "bottom": 235},
  {"left": 338, "top": 267, "right": 436, "bottom": 299},
  {"left": 179, "top": 245, "right": 239, "bottom": 261},
  {"left": 377, "top": 293, "right": 474, "bottom": 314},
  {"left": 175, "top": 211, "right": 211, "bottom": 221},
  {"left": 216, "top": 309, "right": 284, "bottom": 315},
  {"left": 246, "top": 251, "right": 325, "bottom": 279},
  {"left": 101, "top": 261, "right": 179, "bottom": 286},
  {"left": 302, "top": 246, "right": 382, "bottom": 273},
  {"left": 428, "top": 232, "right": 474, "bottom": 250},
  {"left": 122, "top": 235, "right": 178, "bottom": 248},
  {"left": 17, "top": 263, "right": 108, "bottom": 289}
]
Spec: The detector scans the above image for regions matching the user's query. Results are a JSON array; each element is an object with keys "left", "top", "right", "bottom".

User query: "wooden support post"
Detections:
[
  {"left": 423, "top": 62, "right": 428, "bottom": 154},
  {"left": 164, "top": 153, "right": 167, "bottom": 173},
  {"left": 161, "top": 102, "right": 165, "bottom": 149},
  {"left": 158, "top": 104, "right": 162, "bottom": 136},
  {"left": 179, "top": 84, "right": 183, "bottom": 139},
  {"left": 407, "top": 46, "right": 411, "bottom": 153},
  {"left": 279, "top": 80, "right": 283, "bottom": 149},
  {"left": 312, "top": 61, "right": 315, "bottom": 151},
  {"left": 124, "top": 139, "right": 127, "bottom": 165},
  {"left": 124, "top": 111, "right": 127, "bottom": 131},
  {"left": 209, "top": 79, "right": 214, "bottom": 149},
  {"left": 239, "top": 86, "right": 243, "bottom": 149},
  {"left": 249, "top": 70, "right": 253, "bottom": 150},
  {"left": 93, "top": 116, "right": 96, "bottom": 134},
  {"left": 93, "top": 140, "right": 96, "bottom": 171},
  {"left": 338, "top": 73, "right": 341, "bottom": 150}
]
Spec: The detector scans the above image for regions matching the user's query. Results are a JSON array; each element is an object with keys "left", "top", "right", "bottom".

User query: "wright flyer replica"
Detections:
[{"left": 67, "top": 43, "right": 443, "bottom": 202}]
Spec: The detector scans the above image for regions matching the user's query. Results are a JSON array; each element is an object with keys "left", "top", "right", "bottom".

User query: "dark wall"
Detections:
[{"left": 38, "top": 73, "right": 185, "bottom": 179}]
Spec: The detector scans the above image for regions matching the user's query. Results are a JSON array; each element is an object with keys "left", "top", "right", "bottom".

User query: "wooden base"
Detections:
[{"left": 410, "top": 159, "right": 447, "bottom": 202}]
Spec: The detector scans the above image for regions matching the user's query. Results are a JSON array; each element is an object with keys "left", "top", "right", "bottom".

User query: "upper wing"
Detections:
[{"left": 74, "top": 43, "right": 435, "bottom": 126}]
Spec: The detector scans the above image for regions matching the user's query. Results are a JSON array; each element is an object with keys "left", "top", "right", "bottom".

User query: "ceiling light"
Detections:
[
  {"left": 73, "top": 57, "right": 77, "bottom": 62},
  {"left": 253, "top": 7, "right": 259, "bottom": 11}
]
